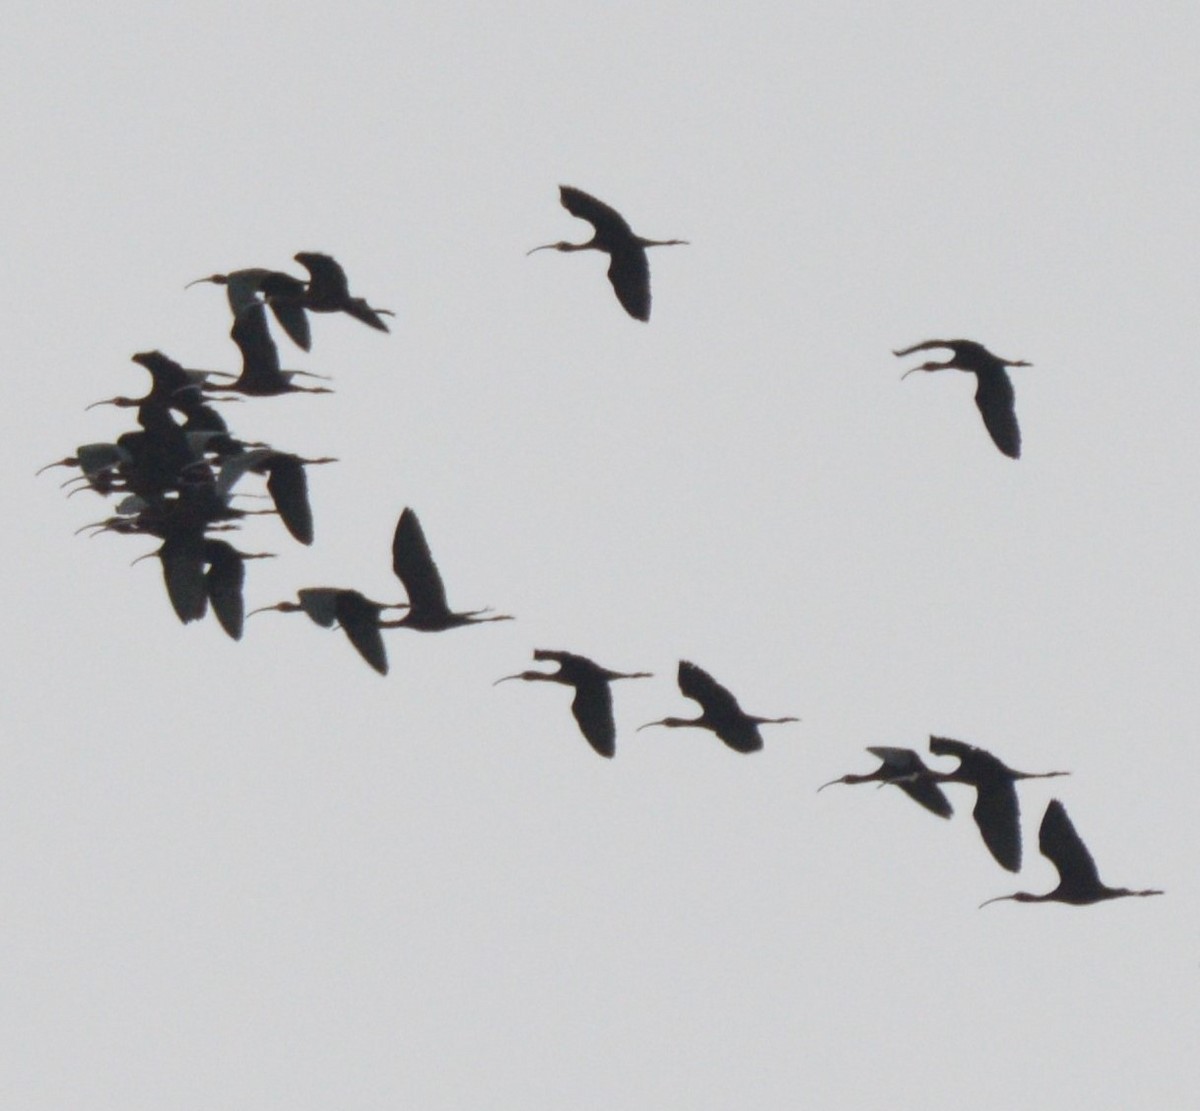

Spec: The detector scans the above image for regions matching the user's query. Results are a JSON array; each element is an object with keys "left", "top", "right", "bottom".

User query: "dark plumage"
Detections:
[
  {"left": 528, "top": 185, "right": 688, "bottom": 321},
  {"left": 927, "top": 736, "right": 1068, "bottom": 873},
  {"left": 638, "top": 660, "right": 798, "bottom": 754},
  {"left": 981, "top": 800, "right": 1163, "bottom": 907},
  {"left": 818, "top": 746, "right": 953, "bottom": 818},
  {"left": 495, "top": 650, "right": 652, "bottom": 758},
  {"left": 895, "top": 339, "right": 1029, "bottom": 459}
]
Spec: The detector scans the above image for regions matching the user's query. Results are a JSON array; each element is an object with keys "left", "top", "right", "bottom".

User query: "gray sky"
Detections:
[{"left": 5, "top": 3, "right": 1197, "bottom": 1108}]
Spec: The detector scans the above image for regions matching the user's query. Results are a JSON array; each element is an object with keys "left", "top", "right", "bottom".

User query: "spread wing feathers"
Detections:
[
  {"left": 265, "top": 456, "right": 314, "bottom": 545},
  {"left": 159, "top": 533, "right": 207, "bottom": 624},
  {"left": 607, "top": 247, "right": 652, "bottom": 321},
  {"left": 230, "top": 304, "right": 282, "bottom": 391},
  {"left": 570, "top": 680, "right": 617, "bottom": 759},
  {"left": 1039, "top": 799, "right": 1102, "bottom": 890},
  {"left": 333, "top": 591, "right": 389, "bottom": 675},
  {"left": 972, "top": 782, "right": 1022, "bottom": 872},
  {"left": 975, "top": 369, "right": 1021, "bottom": 459},
  {"left": 898, "top": 776, "right": 954, "bottom": 818},
  {"left": 558, "top": 186, "right": 636, "bottom": 240},
  {"left": 391, "top": 508, "right": 450, "bottom": 619},
  {"left": 204, "top": 540, "right": 246, "bottom": 640}
]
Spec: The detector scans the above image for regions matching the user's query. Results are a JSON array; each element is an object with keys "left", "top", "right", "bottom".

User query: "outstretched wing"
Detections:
[
  {"left": 571, "top": 679, "right": 617, "bottom": 759},
  {"left": 229, "top": 303, "right": 283, "bottom": 392},
  {"left": 678, "top": 660, "right": 741, "bottom": 717},
  {"left": 607, "top": 245, "right": 651, "bottom": 321},
  {"left": 1038, "top": 799, "right": 1102, "bottom": 890},
  {"left": 391, "top": 508, "right": 450, "bottom": 621},
  {"left": 265, "top": 455, "right": 314, "bottom": 545},
  {"left": 972, "top": 781, "right": 1022, "bottom": 872},
  {"left": 334, "top": 590, "right": 388, "bottom": 676},
  {"left": 295, "top": 252, "right": 351, "bottom": 302},
  {"left": 558, "top": 186, "right": 636, "bottom": 240},
  {"left": 204, "top": 540, "right": 246, "bottom": 640},
  {"left": 974, "top": 368, "right": 1020, "bottom": 459}
]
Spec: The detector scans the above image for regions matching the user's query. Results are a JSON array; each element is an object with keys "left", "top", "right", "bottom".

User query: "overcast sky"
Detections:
[{"left": 5, "top": 3, "right": 1198, "bottom": 1108}]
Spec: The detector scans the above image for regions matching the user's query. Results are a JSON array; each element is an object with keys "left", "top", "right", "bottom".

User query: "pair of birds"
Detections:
[
  {"left": 497, "top": 655, "right": 797, "bottom": 759},
  {"left": 821, "top": 740, "right": 1162, "bottom": 906},
  {"left": 187, "top": 251, "right": 393, "bottom": 352},
  {"left": 533, "top": 186, "right": 1028, "bottom": 459},
  {"left": 252, "top": 507, "right": 511, "bottom": 676}
]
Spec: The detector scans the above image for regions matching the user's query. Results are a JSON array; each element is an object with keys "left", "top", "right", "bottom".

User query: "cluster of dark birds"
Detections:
[{"left": 46, "top": 187, "right": 1160, "bottom": 910}]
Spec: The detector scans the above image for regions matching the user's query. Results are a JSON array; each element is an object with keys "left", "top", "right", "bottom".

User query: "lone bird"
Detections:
[
  {"left": 981, "top": 800, "right": 1163, "bottom": 907},
  {"left": 528, "top": 186, "right": 688, "bottom": 321},
  {"left": 387, "top": 507, "right": 512, "bottom": 631},
  {"left": 215, "top": 303, "right": 333, "bottom": 398},
  {"left": 895, "top": 339, "right": 1030, "bottom": 459},
  {"left": 818, "top": 746, "right": 953, "bottom": 818},
  {"left": 927, "top": 736, "right": 1068, "bottom": 873},
  {"left": 638, "top": 660, "right": 798, "bottom": 754},
  {"left": 495, "top": 650, "right": 652, "bottom": 758}
]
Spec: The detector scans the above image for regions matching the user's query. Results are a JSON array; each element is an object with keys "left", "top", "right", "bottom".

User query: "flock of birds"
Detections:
[{"left": 45, "top": 186, "right": 1161, "bottom": 910}]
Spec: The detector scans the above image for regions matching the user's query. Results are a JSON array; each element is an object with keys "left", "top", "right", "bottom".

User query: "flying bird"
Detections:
[
  {"left": 386, "top": 508, "right": 512, "bottom": 631},
  {"left": 249, "top": 587, "right": 408, "bottom": 675},
  {"left": 981, "top": 800, "right": 1163, "bottom": 907},
  {"left": 291, "top": 252, "right": 394, "bottom": 333},
  {"left": 186, "top": 267, "right": 312, "bottom": 350},
  {"left": 895, "top": 339, "right": 1030, "bottom": 459},
  {"left": 927, "top": 736, "right": 1068, "bottom": 872},
  {"left": 638, "top": 660, "right": 798, "bottom": 754},
  {"left": 214, "top": 303, "right": 334, "bottom": 398},
  {"left": 495, "top": 650, "right": 652, "bottom": 758},
  {"left": 818, "top": 746, "right": 953, "bottom": 818},
  {"left": 528, "top": 186, "right": 688, "bottom": 321}
]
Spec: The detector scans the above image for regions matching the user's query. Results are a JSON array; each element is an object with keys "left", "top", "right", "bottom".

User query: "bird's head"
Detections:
[{"left": 185, "top": 274, "right": 227, "bottom": 289}]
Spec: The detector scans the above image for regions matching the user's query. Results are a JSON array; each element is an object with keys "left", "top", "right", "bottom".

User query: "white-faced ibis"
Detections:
[
  {"left": 638, "top": 660, "right": 798, "bottom": 754},
  {"left": 928, "top": 736, "right": 1068, "bottom": 873},
  {"left": 818, "top": 746, "right": 953, "bottom": 818},
  {"left": 495, "top": 650, "right": 652, "bottom": 758},
  {"left": 981, "top": 800, "right": 1163, "bottom": 907},
  {"left": 387, "top": 508, "right": 513, "bottom": 631},
  {"left": 187, "top": 267, "right": 312, "bottom": 351},
  {"left": 291, "top": 252, "right": 393, "bottom": 333},
  {"left": 249, "top": 587, "right": 408, "bottom": 675},
  {"left": 528, "top": 186, "right": 688, "bottom": 321},
  {"left": 895, "top": 339, "right": 1030, "bottom": 459}
]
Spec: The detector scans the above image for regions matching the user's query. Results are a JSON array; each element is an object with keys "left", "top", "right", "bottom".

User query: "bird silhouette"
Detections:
[
  {"left": 216, "top": 448, "right": 337, "bottom": 545},
  {"left": 528, "top": 186, "right": 688, "bottom": 321},
  {"left": 895, "top": 339, "right": 1029, "bottom": 459},
  {"left": 818, "top": 746, "right": 953, "bottom": 818},
  {"left": 495, "top": 650, "right": 652, "bottom": 758},
  {"left": 927, "top": 736, "right": 1068, "bottom": 872},
  {"left": 981, "top": 800, "right": 1163, "bottom": 907},
  {"left": 187, "top": 266, "right": 312, "bottom": 351},
  {"left": 290, "top": 252, "right": 394, "bottom": 333},
  {"left": 638, "top": 660, "right": 798, "bottom": 753},
  {"left": 249, "top": 587, "right": 408, "bottom": 675},
  {"left": 212, "top": 303, "right": 334, "bottom": 398},
  {"left": 86, "top": 351, "right": 213, "bottom": 413},
  {"left": 386, "top": 508, "right": 512, "bottom": 631}
]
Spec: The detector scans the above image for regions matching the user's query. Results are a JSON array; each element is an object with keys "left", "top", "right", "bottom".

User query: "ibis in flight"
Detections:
[
  {"left": 638, "top": 660, "right": 798, "bottom": 754},
  {"left": 495, "top": 650, "right": 652, "bottom": 758},
  {"left": 981, "top": 800, "right": 1163, "bottom": 907},
  {"left": 818, "top": 746, "right": 953, "bottom": 818},
  {"left": 895, "top": 339, "right": 1029, "bottom": 459},
  {"left": 528, "top": 186, "right": 688, "bottom": 321}
]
